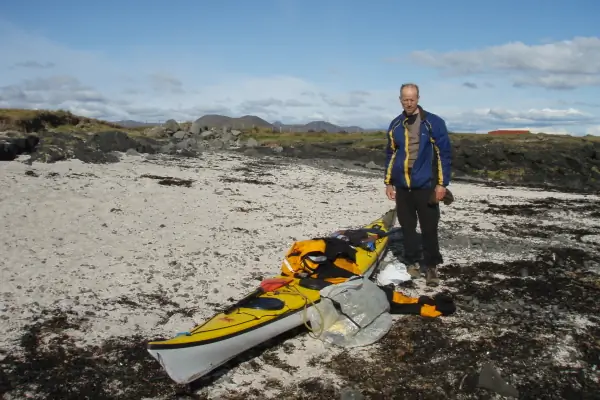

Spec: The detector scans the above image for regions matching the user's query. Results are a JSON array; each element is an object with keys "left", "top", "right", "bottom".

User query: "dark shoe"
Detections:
[
  {"left": 407, "top": 262, "right": 421, "bottom": 279},
  {"left": 426, "top": 266, "right": 440, "bottom": 287}
]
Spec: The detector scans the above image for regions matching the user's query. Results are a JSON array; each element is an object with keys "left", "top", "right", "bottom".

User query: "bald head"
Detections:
[{"left": 400, "top": 83, "right": 420, "bottom": 115}]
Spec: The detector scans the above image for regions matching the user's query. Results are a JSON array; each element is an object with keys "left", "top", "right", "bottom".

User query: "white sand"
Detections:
[{"left": 1, "top": 150, "right": 598, "bottom": 399}]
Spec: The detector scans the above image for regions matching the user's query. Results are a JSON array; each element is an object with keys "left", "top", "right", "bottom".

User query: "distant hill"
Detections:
[
  {"left": 273, "top": 120, "right": 365, "bottom": 133},
  {"left": 192, "top": 114, "right": 369, "bottom": 132},
  {"left": 191, "top": 114, "right": 274, "bottom": 130},
  {"left": 113, "top": 114, "right": 372, "bottom": 132},
  {"left": 115, "top": 120, "right": 160, "bottom": 128}
]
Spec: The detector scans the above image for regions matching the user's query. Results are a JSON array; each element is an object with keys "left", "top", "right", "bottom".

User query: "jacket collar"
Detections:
[{"left": 402, "top": 105, "right": 428, "bottom": 121}]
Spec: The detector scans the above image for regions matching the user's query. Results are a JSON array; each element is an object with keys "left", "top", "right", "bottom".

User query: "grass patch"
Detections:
[
  {"left": 243, "top": 127, "right": 600, "bottom": 149},
  {"left": 245, "top": 130, "right": 387, "bottom": 147},
  {"left": 463, "top": 131, "right": 600, "bottom": 146},
  {"left": 0, "top": 108, "right": 145, "bottom": 135},
  {"left": 244, "top": 129, "right": 600, "bottom": 150},
  {"left": 472, "top": 168, "right": 526, "bottom": 181},
  {"left": 2, "top": 107, "right": 598, "bottom": 148}
]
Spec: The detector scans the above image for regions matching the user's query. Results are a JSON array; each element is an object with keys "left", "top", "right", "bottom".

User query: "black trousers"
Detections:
[{"left": 395, "top": 187, "right": 443, "bottom": 267}]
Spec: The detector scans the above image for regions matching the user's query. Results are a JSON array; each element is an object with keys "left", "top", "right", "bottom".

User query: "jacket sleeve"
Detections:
[
  {"left": 431, "top": 117, "right": 452, "bottom": 187},
  {"left": 383, "top": 120, "right": 396, "bottom": 185}
]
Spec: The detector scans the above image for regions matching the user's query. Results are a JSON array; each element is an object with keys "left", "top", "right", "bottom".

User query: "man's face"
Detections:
[{"left": 400, "top": 87, "right": 419, "bottom": 115}]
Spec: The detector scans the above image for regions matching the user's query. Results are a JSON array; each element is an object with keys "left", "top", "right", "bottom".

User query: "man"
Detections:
[{"left": 383, "top": 83, "right": 452, "bottom": 286}]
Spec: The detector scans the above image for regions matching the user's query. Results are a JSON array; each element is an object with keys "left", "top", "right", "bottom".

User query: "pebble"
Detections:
[{"left": 339, "top": 388, "right": 365, "bottom": 400}]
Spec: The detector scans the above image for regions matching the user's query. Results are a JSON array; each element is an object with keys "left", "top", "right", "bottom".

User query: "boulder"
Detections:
[
  {"left": 144, "top": 126, "right": 169, "bottom": 138},
  {"left": 86, "top": 131, "right": 157, "bottom": 154},
  {"left": 172, "top": 130, "right": 188, "bottom": 140},
  {"left": 163, "top": 119, "right": 180, "bottom": 134},
  {"left": 189, "top": 118, "right": 205, "bottom": 135}
]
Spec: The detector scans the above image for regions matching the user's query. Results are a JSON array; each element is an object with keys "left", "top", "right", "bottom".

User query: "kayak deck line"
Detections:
[
  {"left": 146, "top": 208, "right": 397, "bottom": 384},
  {"left": 147, "top": 297, "right": 324, "bottom": 350}
]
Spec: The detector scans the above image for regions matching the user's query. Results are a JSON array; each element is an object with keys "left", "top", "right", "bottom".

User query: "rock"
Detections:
[
  {"left": 144, "top": 126, "right": 169, "bottom": 138},
  {"left": 74, "top": 147, "right": 121, "bottom": 164},
  {"left": 0, "top": 134, "right": 40, "bottom": 161},
  {"left": 28, "top": 145, "right": 70, "bottom": 163},
  {"left": 477, "top": 361, "right": 519, "bottom": 398},
  {"left": 478, "top": 222, "right": 495, "bottom": 230},
  {"left": 220, "top": 131, "right": 234, "bottom": 143},
  {"left": 221, "top": 135, "right": 600, "bottom": 194},
  {"left": 339, "top": 387, "right": 365, "bottom": 400},
  {"left": 178, "top": 121, "right": 192, "bottom": 132},
  {"left": 175, "top": 138, "right": 200, "bottom": 153},
  {"left": 0, "top": 141, "right": 18, "bottom": 161},
  {"left": 243, "top": 148, "right": 260, "bottom": 157},
  {"left": 207, "top": 139, "right": 226, "bottom": 150},
  {"left": 125, "top": 148, "right": 141, "bottom": 156},
  {"left": 172, "top": 130, "right": 188, "bottom": 140},
  {"left": 159, "top": 143, "right": 175, "bottom": 154},
  {"left": 365, "top": 161, "right": 380, "bottom": 170},
  {"left": 244, "top": 138, "right": 259, "bottom": 148},
  {"left": 129, "top": 123, "right": 261, "bottom": 154},
  {"left": 163, "top": 119, "right": 180, "bottom": 134},
  {"left": 189, "top": 118, "right": 206, "bottom": 135},
  {"left": 582, "top": 235, "right": 600, "bottom": 245},
  {"left": 200, "top": 131, "right": 216, "bottom": 140},
  {"left": 86, "top": 131, "right": 154, "bottom": 154},
  {"left": 11, "top": 132, "right": 117, "bottom": 164}
]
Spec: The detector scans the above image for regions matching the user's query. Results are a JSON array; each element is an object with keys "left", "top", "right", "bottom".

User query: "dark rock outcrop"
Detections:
[
  {"left": 0, "top": 134, "right": 40, "bottom": 161},
  {"left": 449, "top": 135, "right": 600, "bottom": 193},
  {"left": 0, "top": 127, "right": 257, "bottom": 165},
  {"left": 86, "top": 131, "right": 159, "bottom": 154},
  {"left": 242, "top": 135, "right": 600, "bottom": 194},
  {"left": 2, "top": 126, "right": 600, "bottom": 193}
]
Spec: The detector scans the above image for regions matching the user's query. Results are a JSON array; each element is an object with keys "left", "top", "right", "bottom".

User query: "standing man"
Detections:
[{"left": 383, "top": 83, "right": 452, "bottom": 287}]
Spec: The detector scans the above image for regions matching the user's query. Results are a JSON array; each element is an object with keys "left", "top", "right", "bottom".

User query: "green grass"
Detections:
[
  {"left": 244, "top": 130, "right": 388, "bottom": 148},
  {"left": 472, "top": 167, "right": 526, "bottom": 181},
  {"left": 244, "top": 129, "right": 600, "bottom": 149},
  {"left": 0, "top": 108, "right": 145, "bottom": 135},
  {"left": 2, "top": 107, "right": 598, "bottom": 146}
]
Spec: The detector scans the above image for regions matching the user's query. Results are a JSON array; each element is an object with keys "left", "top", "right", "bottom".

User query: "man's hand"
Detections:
[
  {"left": 434, "top": 185, "right": 446, "bottom": 202},
  {"left": 385, "top": 185, "right": 395, "bottom": 201}
]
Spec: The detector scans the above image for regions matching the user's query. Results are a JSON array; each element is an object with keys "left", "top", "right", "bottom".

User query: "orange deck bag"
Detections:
[
  {"left": 280, "top": 237, "right": 363, "bottom": 284},
  {"left": 380, "top": 285, "right": 456, "bottom": 317}
]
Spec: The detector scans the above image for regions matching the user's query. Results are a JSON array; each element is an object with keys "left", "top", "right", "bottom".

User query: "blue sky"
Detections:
[{"left": 1, "top": 0, "right": 599, "bottom": 134}]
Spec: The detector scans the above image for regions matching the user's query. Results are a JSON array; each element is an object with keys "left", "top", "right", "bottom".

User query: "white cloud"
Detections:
[
  {"left": 443, "top": 107, "right": 596, "bottom": 134},
  {"left": 409, "top": 36, "right": 600, "bottom": 90},
  {"left": 0, "top": 19, "right": 393, "bottom": 125},
  {"left": 586, "top": 125, "right": 600, "bottom": 136},
  {"left": 0, "top": 76, "right": 109, "bottom": 106},
  {"left": 148, "top": 72, "right": 185, "bottom": 94},
  {"left": 11, "top": 61, "right": 55, "bottom": 69},
  {"left": 0, "top": 20, "right": 599, "bottom": 135}
]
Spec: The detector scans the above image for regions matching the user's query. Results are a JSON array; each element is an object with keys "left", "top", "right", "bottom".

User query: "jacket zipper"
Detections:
[{"left": 402, "top": 120, "right": 411, "bottom": 189}]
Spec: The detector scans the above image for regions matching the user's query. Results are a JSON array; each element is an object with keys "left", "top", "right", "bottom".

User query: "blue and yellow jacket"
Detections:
[{"left": 384, "top": 106, "right": 452, "bottom": 189}]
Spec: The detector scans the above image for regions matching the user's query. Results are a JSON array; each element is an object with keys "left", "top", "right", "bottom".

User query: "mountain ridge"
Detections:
[{"left": 115, "top": 113, "right": 380, "bottom": 132}]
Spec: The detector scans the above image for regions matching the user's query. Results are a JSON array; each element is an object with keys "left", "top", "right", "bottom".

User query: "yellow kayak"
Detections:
[{"left": 146, "top": 208, "right": 397, "bottom": 384}]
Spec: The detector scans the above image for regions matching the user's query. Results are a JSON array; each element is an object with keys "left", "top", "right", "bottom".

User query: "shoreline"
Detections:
[
  {"left": 0, "top": 150, "right": 599, "bottom": 399},
  {"left": 3, "top": 127, "right": 600, "bottom": 195}
]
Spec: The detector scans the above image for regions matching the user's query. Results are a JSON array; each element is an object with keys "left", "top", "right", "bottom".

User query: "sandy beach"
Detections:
[{"left": 1, "top": 150, "right": 599, "bottom": 399}]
